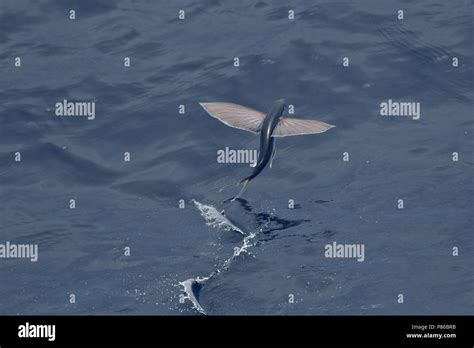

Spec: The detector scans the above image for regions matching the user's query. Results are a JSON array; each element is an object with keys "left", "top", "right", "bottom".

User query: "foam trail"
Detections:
[
  {"left": 179, "top": 230, "right": 258, "bottom": 315},
  {"left": 191, "top": 199, "right": 244, "bottom": 235},
  {"left": 179, "top": 200, "right": 261, "bottom": 314},
  {"left": 222, "top": 231, "right": 257, "bottom": 270}
]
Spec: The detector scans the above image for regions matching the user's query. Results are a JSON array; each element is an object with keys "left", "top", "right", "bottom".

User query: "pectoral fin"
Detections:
[
  {"left": 199, "top": 102, "right": 265, "bottom": 134},
  {"left": 272, "top": 117, "right": 335, "bottom": 137}
]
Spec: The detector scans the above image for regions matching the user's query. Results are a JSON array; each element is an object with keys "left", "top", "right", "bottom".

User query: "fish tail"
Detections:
[
  {"left": 239, "top": 175, "right": 253, "bottom": 184},
  {"left": 230, "top": 176, "right": 253, "bottom": 201}
]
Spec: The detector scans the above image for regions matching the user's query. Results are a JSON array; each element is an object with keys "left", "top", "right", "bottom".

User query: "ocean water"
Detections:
[{"left": 0, "top": 0, "right": 472, "bottom": 315}]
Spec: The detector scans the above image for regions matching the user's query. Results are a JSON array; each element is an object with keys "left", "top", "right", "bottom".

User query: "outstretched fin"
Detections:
[
  {"left": 199, "top": 102, "right": 265, "bottom": 134},
  {"left": 272, "top": 117, "right": 335, "bottom": 137}
]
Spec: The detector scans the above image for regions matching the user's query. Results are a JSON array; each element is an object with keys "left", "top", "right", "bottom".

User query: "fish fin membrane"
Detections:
[
  {"left": 199, "top": 102, "right": 265, "bottom": 134},
  {"left": 272, "top": 117, "right": 335, "bottom": 137}
]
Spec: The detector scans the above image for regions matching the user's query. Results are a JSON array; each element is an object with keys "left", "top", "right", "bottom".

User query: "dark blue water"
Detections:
[{"left": 0, "top": 0, "right": 472, "bottom": 315}]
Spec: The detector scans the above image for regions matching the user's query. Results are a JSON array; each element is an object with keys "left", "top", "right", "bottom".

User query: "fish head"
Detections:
[
  {"left": 274, "top": 98, "right": 286, "bottom": 111},
  {"left": 269, "top": 99, "right": 285, "bottom": 117},
  {"left": 267, "top": 99, "right": 286, "bottom": 130}
]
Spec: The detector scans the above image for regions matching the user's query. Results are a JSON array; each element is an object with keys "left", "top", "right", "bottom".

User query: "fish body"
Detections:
[
  {"left": 247, "top": 99, "right": 285, "bottom": 180},
  {"left": 199, "top": 99, "right": 335, "bottom": 200}
]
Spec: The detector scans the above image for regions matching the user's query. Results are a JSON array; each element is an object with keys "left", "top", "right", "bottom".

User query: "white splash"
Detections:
[
  {"left": 179, "top": 233, "right": 257, "bottom": 315},
  {"left": 179, "top": 232, "right": 259, "bottom": 315},
  {"left": 179, "top": 277, "right": 209, "bottom": 315},
  {"left": 192, "top": 199, "right": 244, "bottom": 235},
  {"left": 179, "top": 200, "right": 262, "bottom": 314},
  {"left": 222, "top": 231, "right": 257, "bottom": 270}
]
